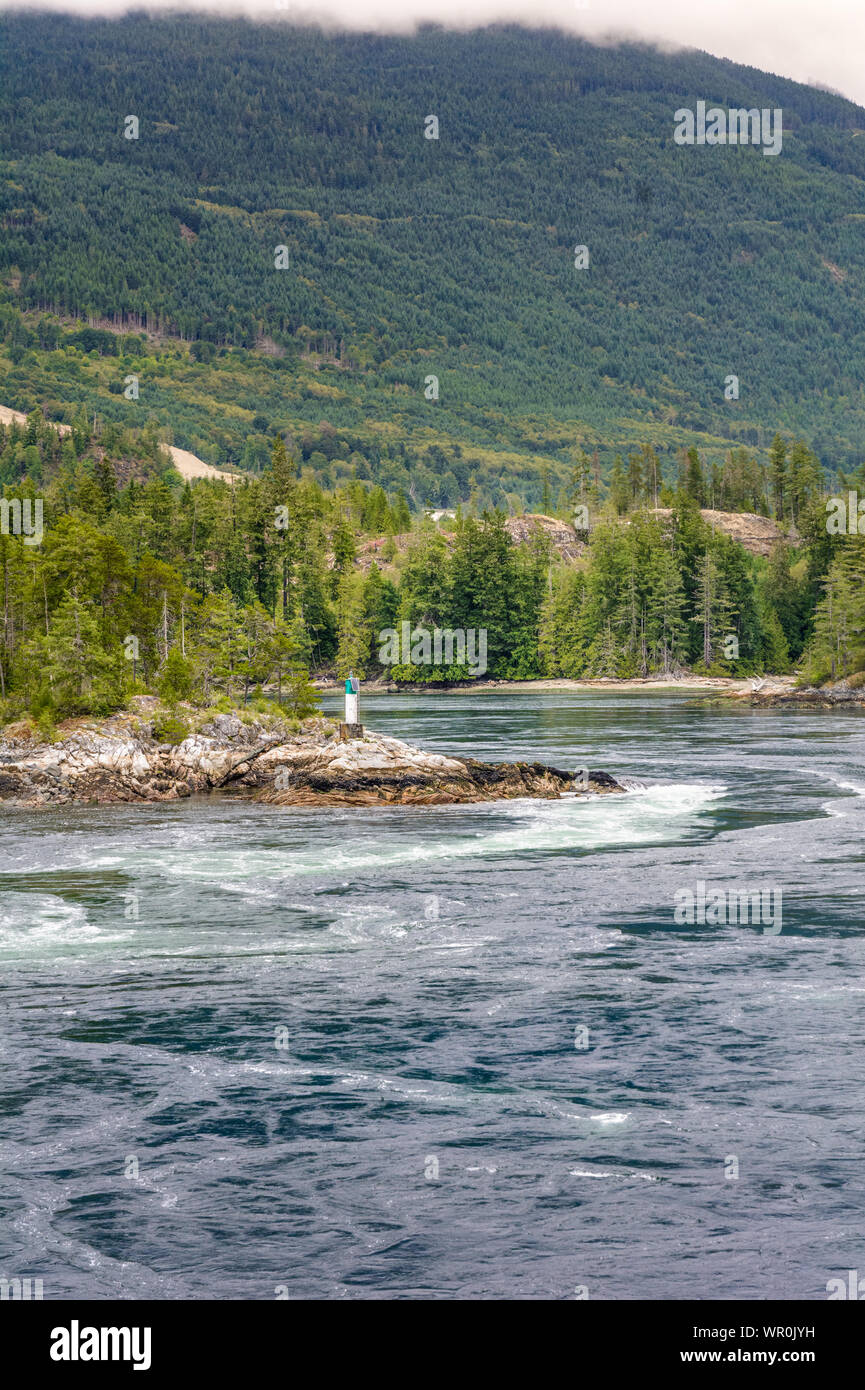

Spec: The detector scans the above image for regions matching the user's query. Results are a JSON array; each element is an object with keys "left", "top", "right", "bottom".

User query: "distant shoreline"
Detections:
[
  {"left": 312, "top": 675, "right": 865, "bottom": 709},
  {"left": 315, "top": 675, "right": 795, "bottom": 696}
]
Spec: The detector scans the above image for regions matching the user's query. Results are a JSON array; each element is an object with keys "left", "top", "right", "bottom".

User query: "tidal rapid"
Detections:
[{"left": 1, "top": 690, "right": 863, "bottom": 1299}]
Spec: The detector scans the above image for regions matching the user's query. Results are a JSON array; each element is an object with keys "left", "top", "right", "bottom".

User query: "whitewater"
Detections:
[{"left": 1, "top": 689, "right": 864, "bottom": 1299}]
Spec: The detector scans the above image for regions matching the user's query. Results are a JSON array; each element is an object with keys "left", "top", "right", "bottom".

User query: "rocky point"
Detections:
[{"left": 0, "top": 708, "right": 624, "bottom": 808}]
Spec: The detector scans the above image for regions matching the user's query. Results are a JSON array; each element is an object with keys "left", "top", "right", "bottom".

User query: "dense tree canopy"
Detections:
[
  {"left": 0, "top": 16, "right": 860, "bottom": 712},
  {"left": 3, "top": 15, "right": 865, "bottom": 487},
  {"left": 0, "top": 418, "right": 843, "bottom": 727}
]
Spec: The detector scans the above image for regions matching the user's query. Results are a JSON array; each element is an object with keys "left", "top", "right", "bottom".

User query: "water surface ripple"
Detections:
[{"left": 1, "top": 691, "right": 864, "bottom": 1299}]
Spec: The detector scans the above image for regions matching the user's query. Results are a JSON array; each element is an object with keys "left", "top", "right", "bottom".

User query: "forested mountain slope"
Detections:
[{"left": 3, "top": 14, "right": 865, "bottom": 490}]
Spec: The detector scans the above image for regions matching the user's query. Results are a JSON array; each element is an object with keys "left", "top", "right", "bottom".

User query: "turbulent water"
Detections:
[{"left": 2, "top": 690, "right": 865, "bottom": 1301}]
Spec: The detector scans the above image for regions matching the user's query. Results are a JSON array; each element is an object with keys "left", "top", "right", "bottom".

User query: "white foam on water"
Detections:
[
  {"left": 569, "top": 1167, "right": 658, "bottom": 1182},
  {"left": 71, "top": 780, "right": 727, "bottom": 885},
  {"left": 824, "top": 772, "right": 865, "bottom": 795},
  {"left": 0, "top": 894, "right": 124, "bottom": 954},
  {"left": 329, "top": 912, "right": 408, "bottom": 943},
  {"left": 412, "top": 939, "right": 495, "bottom": 951},
  {"left": 819, "top": 772, "right": 865, "bottom": 817}
]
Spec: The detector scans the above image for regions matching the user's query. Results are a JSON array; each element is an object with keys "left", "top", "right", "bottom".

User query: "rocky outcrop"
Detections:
[
  {"left": 0, "top": 713, "right": 624, "bottom": 808},
  {"left": 503, "top": 514, "right": 587, "bottom": 562},
  {"left": 0, "top": 711, "right": 291, "bottom": 806},
  {"left": 745, "top": 680, "right": 865, "bottom": 707},
  {"left": 350, "top": 513, "right": 588, "bottom": 577},
  {"left": 648, "top": 508, "right": 794, "bottom": 558},
  {"left": 257, "top": 733, "right": 621, "bottom": 806}
]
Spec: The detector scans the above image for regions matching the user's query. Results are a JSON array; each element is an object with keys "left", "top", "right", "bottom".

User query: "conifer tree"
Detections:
[
  {"left": 30, "top": 592, "right": 118, "bottom": 715},
  {"left": 684, "top": 448, "right": 706, "bottom": 506},
  {"left": 335, "top": 571, "right": 370, "bottom": 679},
  {"left": 769, "top": 433, "right": 787, "bottom": 521},
  {"left": 609, "top": 455, "right": 629, "bottom": 515},
  {"left": 693, "top": 548, "right": 733, "bottom": 668},
  {"left": 646, "top": 546, "right": 688, "bottom": 672}
]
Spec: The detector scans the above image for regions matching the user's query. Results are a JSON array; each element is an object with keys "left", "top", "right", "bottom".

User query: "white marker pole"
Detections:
[{"left": 345, "top": 674, "right": 359, "bottom": 725}]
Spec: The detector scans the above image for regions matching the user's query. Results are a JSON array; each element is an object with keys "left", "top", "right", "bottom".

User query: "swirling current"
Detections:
[{"left": 1, "top": 690, "right": 864, "bottom": 1300}]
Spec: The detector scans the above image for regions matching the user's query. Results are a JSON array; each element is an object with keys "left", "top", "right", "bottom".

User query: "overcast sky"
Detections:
[{"left": 4, "top": 0, "right": 864, "bottom": 108}]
